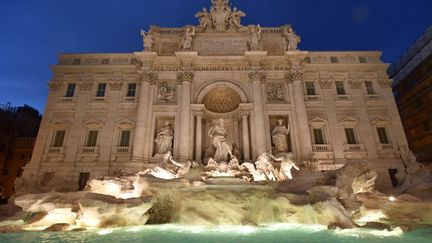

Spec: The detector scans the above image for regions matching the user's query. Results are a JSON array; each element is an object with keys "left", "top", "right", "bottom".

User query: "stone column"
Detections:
[
  {"left": 193, "top": 110, "right": 204, "bottom": 162},
  {"left": 132, "top": 72, "right": 156, "bottom": 161},
  {"left": 177, "top": 71, "right": 194, "bottom": 161},
  {"left": 288, "top": 70, "right": 313, "bottom": 158},
  {"left": 250, "top": 70, "right": 267, "bottom": 156},
  {"left": 241, "top": 110, "right": 251, "bottom": 161}
]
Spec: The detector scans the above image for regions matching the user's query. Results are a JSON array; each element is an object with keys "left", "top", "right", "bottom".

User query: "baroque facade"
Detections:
[{"left": 22, "top": 0, "right": 410, "bottom": 191}]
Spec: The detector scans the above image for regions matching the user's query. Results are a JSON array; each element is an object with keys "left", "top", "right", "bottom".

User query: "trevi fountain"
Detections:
[{"left": 1, "top": 0, "right": 432, "bottom": 242}]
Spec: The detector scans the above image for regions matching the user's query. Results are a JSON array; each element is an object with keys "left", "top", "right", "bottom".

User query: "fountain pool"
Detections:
[{"left": 1, "top": 224, "right": 431, "bottom": 243}]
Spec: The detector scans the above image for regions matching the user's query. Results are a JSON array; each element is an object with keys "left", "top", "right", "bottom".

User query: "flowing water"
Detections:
[{"left": 1, "top": 224, "right": 432, "bottom": 243}]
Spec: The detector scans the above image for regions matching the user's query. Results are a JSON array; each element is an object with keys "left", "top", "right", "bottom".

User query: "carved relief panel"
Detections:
[
  {"left": 157, "top": 81, "right": 177, "bottom": 104},
  {"left": 266, "top": 82, "right": 286, "bottom": 103}
]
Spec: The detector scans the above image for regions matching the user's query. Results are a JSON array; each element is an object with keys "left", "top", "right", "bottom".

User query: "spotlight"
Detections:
[{"left": 388, "top": 196, "right": 396, "bottom": 202}]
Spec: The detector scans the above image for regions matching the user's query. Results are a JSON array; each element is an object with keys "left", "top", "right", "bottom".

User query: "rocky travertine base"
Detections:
[{"left": 1, "top": 161, "right": 432, "bottom": 232}]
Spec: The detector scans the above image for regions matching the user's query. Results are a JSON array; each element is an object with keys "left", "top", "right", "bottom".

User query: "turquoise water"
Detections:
[{"left": 1, "top": 224, "right": 432, "bottom": 243}]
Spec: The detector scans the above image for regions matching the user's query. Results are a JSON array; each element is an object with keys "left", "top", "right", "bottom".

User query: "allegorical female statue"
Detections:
[
  {"left": 208, "top": 119, "right": 233, "bottom": 162},
  {"left": 154, "top": 121, "right": 174, "bottom": 155},
  {"left": 271, "top": 119, "right": 290, "bottom": 153},
  {"left": 282, "top": 25, "right": 301, "bottom": 51},
  {"left": 182, "top": 26, "right": 196, "bottom": 50}
]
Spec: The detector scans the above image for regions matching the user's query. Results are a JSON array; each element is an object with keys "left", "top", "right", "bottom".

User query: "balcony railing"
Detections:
[
  {"left": 61, "top": 97, "right": 75, "bottom": 102},
  {"left": 92, "top": 97, "right": 106, "bottom": 102},
  {"left": 81, "top": 146, "right": 99, "bottom": 154},
  {"left": 377, "top": 143, "right": 395, "bottom": 151},
  {"left": 312, "top": 144, "right": 333, "bottom": 152},
  {"left": 343, "top": 144, "right": 366, "bottom": 152},
  {"left": 123, "top": 97, "right": 136, "bottom": 102},
  {"left": 47, "top": 147, "right": 64, "bottom": 154},
  {"left": 306, "top": 95, "right": 319, "bottom": 101},
  {"left": 116, "top": 146, "right": 131, "bottom": 153}
]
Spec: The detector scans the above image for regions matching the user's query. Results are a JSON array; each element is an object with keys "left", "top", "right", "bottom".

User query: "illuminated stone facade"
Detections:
[{"left": 22, "top": 0, "right": 410, "bottom": 191}]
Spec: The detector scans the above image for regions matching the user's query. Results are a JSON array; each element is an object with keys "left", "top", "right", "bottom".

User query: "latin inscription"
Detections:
[{"left": 194, "top": 37, "right": 249, "bottom": 55}]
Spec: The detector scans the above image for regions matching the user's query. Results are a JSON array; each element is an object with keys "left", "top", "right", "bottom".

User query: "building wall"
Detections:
[
  {"left": 390, "top": 26, "right": 432, "bottom": 162},
  {"left": 0, "top": 106, "right": 40, "bottom": 198},
  {"left": 21, "top": 50, "right": 409, "bottom": 193}
]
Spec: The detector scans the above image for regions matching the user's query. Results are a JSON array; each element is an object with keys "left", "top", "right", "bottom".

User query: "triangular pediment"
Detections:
[
  {"left": 338, "top": 116, "right": 359, "bottom": 125},
  {"left": 83, "top": 119, "right": 104, "bottom": 128},
  {"left": 50, "top": 119, "right": 73, "bottom": 127},
  {"left": 309, "top": 117, "right": 327, "bottom": 124}
]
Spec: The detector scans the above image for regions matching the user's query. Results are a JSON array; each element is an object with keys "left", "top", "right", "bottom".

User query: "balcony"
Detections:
[
  {"left": 47, "top": 147, "right": 64, "bottom": 154},
  {"left": 377, "top": 143, "right": 399, "bottom": 158},
  {"left": 343, "top": 144, "right": 366, "bottom": 151},
  {"left": 116, "top": 146, "right": 131, "bottom": 154},
  {"left": 92, "top": 97, "right": 106, "bottom": 102},
  {"left": 312, "top": 144, "right": 333, "bottom": 151},
  {"left": 81, "top": 146, "right": 99, "bottom": 154},
  {"left": 335, "top": 95, "right": 353, "bottom": 108},
  {"left": 306, "top": 95, "right": 319, "bottom": 101},
  {"left": 343, "top": 144, "right": 367, "bottom": 159}
]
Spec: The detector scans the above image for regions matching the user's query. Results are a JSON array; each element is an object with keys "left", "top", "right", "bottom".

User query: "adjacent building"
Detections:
[
  {"left": 0, "top": 104, "right": 41, "bottom": 198},
  {"left": 389, "top": 26, "right": 432, "bottom": 163},
  {"left": 21, "top": 0, "right": 410, "bottom": 192}
]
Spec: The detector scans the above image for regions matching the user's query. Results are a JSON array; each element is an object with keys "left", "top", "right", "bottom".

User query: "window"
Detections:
[
  {"left": 101, "top": 58, "right": 109, "bottom": 65},
  {"left": 313, "top": 129, "right": 325, "bottom": 144},
  {"left": 85, "top": 130, "right": 98, "bottom": 147},
  {"left": 330, "top": 56, "right": 339, "bottom": 63},
  {"left": 304, "top": 57, "right": 311, "bottom": 63},
  {"left": 335, "top": 81, "right": 346, "bottom": 95},
  {"left": 365, "top": 81, "right": 375, "bottom": 95},
  {"left": 65, "top": 83, "right": 76, "bottom": 97},
  {"left": 345, "top": 128, "right": 358, "bottom": 144},
  {"left": 305, "top": 82, "right": 316, "bottom": 96},
  {"left": 359, "top": 56, "right": 368, "bottom": 63},
  {"left": 377, "top": 127, "right": 390, "bottom": 144},
  {"left": 119, "top": 130, "right": 131, "bottom": 147},
  {"left": 52, "top": 130, "right": 66, "bottom": 147},
  {"left": 96, "top": 83, "right": 107, "bottom": 97},
  {"left": 127, "top": 83, "right": 137, "bottom": 97}
]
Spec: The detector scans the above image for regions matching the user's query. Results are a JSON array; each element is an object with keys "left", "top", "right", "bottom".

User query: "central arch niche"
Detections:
[{"left": 202, "top": 87, "right": 242, "bottom": 113}]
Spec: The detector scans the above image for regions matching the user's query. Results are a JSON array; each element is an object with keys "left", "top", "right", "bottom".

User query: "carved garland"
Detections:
[
  {"left": 177, "top": 71, "right": 195, "bottom": 83},
  {"left": 249, "top": 70, "right": 266, "bottom": 82},
  {"left": 286, "top": 70, "right": 304, "bottom": 83},
  {"left": 319, "top": 79, "right": 332, "bottom": 89},
  {"left": 348, "top": 79, "right": 363, "bottom": 89},
  {"left": 78, "top": 81, "right": 93, "bottom": 91}
]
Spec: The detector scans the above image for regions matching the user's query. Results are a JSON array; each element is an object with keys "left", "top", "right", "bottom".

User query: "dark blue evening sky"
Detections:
[{"left": 0, "top": 0, "right": 431, "bottom": 113}]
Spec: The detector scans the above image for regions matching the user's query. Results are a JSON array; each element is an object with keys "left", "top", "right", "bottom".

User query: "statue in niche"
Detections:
[
  {"left": 158, "top": 82, "right": 176, "bottom": 103},
  {"left": 271, "top": 119, "right": 290, "bottom": 153},
  {"left": 154, "top": 121, "right": 174, "bottom": 155},
  {"left": 229, "top": 7, "right": 246, "bottom": 28},
  {"left": 208, "top": 119, "right": 233, "bottom": 162},
  {"left": 181, "top": 26, "right": 196, "bottom": 50},
  {"left": 267, "top": 83, "right": 285, "bottom": 102},
  {"left": 269, "top": 153, "right": 300, "bottom": 181},
  {"left": 282, "top": 25, "right": 301, "bottom": 51},
  {"left": 140, "top": 29, "right": 154, "bottom": 51},
  {"left": 195, "top": 8, "right": 211, "bottom": 30},
  {"left": 248, "top": 25, "right": 262, "bottom": 51}
]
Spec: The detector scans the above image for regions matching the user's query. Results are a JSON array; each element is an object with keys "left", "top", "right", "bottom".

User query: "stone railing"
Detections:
[
  {"left": 116, "top": 146, "right": 131, "bottom": 154},
  {"left": 377, "top": 143, "right": 395, "bottom": 151},
  {"left": 343, "top": 144, "right": 366, "bottom": 152},
  {"left": 47, "top": 147, "right": 64, "bottom": 154},
  {"left": 81, "top": 146, "right": 99, "bottom": 154},
  {"left": 312, "top": 144, "right": 333, "bottom": 152}
]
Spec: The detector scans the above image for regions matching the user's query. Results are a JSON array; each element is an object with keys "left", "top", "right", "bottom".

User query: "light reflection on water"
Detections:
[{"left": 1, "top": 224, "right": 432, "bottom": 243}]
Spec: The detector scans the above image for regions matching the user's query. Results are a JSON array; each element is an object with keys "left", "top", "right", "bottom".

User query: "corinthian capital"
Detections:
[
  {"left": 249, "top": 70, "right": 266, "bottom": 83},
  {"left": 177, "top": 71, "right": 194, "bottom": 83},
  {"left": 286, "top": 70, "right": 304, "bottom": 83},
  {"left": 140, "top": 72, "right": 158, "bottom": 85}
]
